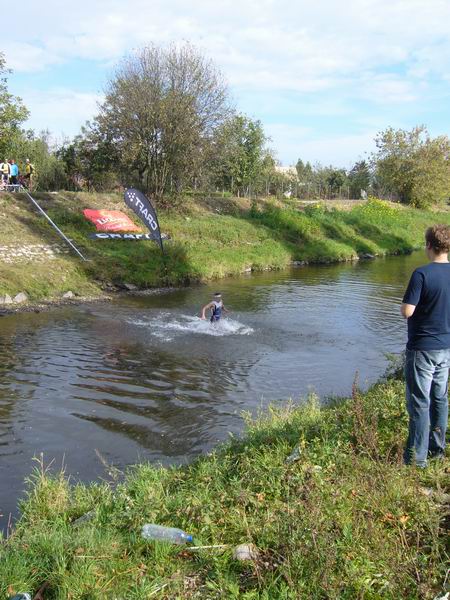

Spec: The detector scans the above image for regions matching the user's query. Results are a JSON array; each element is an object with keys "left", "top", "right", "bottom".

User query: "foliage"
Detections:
[
  {"left": 295, "top": 158, "right": 314, "bottom": 183},
  {"left": 326, "top": 167, "right": 347, "bottom": 192},
  {"left": 2, "top": 128, "right": 73, "bottom": 191},
  {"left": 0, "top": 55, "right": 69, "bottom": 191},
  {"left": 294, "top": 159, "right": 352, "bottom": 198},
  {"left": 56, "top": 126, "right": 119, "bottom": 192},
  {"left": 348, "top": 160, "right": 371, "bottom": 198},
  {"left": 372, "top": 126, "right": 450, "bottom": 208},
  {"left": 89, "top": 43, "right": 230, "bottom": 203},
  {"left": 212, "top": 114, "right": 268, "bottom": 195},
  {"left": 0, "top": 378, "right": 448, "bottom": 598},
  {"left": 0, "top": 53, "right": 29, "bottom": 158}
]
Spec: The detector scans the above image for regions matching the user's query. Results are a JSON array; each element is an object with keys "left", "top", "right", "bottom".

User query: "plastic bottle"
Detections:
[
  {"left": 285, "top": 446, "right": 302, "bottom": 464},
  {"left": 141, "top": 523, "right": 193, "bottom": 544},
  {"left": 9, "top": 594, "right": 32, "bottom": 600}
]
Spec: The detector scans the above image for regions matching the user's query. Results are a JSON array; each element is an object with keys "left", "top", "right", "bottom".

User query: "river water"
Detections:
[{"left": 0, "top": 251, "right": 426, "bottom": 528}]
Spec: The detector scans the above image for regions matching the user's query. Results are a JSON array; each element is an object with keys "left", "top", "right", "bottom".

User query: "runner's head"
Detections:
[{"left": 213, "top": 292, "right": 222, "bottom": 300}]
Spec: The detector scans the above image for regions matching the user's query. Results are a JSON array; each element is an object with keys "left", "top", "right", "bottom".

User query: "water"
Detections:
[{"left": 0, "top": 251, "right": 427, "bottom": 528}]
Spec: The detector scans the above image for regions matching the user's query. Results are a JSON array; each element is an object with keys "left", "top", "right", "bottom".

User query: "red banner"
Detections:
[{"left": 83, "top": 209, "right": 141, "bottom": 232}]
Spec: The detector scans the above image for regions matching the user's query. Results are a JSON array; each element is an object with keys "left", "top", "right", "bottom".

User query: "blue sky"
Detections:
[{"left": 4, "top": 0, "right": 450, "bottom": 167}]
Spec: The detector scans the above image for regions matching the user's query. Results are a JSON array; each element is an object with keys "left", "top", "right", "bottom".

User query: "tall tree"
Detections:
[
  {"left": 327, "top": 168, "right": 347, "bottom": 193},
  {"left": 295, "top": 159, "right": 314, "bottom": 183},
  {"left": 0, "top": 53, "right": 29, "bottom": 157},
  {"left": 348, "top": 160, "right": 371, "bottom": 198},
  {"left": 372, "top": 126, "right": 450, "bottom": 207},
  {"left": 92, "top": 43, "right": 230, "bottom": 202},
  {"left": 212, "top": 115, "right": 267, "bottom": 194}
]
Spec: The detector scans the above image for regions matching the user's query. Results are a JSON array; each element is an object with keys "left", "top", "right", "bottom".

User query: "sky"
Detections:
[{"left": 3, "top": 0, "right": 450, "bottom": 168}]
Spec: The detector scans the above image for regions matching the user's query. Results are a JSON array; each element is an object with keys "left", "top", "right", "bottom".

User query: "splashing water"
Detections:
[{"left": 128, "top": 313, "right": 254, "bottom": 340}]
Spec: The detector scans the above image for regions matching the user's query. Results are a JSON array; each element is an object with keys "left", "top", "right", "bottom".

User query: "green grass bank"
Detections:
[
  {"left": 1, "top": 192, "right": 450, "bottom": 302},
  {"left": 0, "top": 377, "right": 448, "bottom": 599}
]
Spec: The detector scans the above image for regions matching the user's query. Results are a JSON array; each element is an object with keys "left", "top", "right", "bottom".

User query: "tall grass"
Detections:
[
  {"left": 1, "top": 378, "right": 448, "bottom": 599},
  {"left": 1, "top": 194, "right": 450, "bottom": 301}
]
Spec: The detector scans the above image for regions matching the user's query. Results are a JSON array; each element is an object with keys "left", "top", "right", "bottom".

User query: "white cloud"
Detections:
[
  {"left": 358, "top": 74, "right": 420, "bottom": 104},
  {"left": 6, "top": 0, "right": 450, "bottom": 86},
  {"left": 2, "top": 42, "right": 61, "bottom": 72},
  {"left": 23, "top": 89, "right": 104, "bottom": 137},
  {"left": 3, "top": 0, "right": 450, "bottom": 163}
]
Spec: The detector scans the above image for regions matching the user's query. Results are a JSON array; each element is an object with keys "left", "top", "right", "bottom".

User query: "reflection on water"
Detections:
[{"left": 0, "top": 251, "right": 427, "bottom": 528}]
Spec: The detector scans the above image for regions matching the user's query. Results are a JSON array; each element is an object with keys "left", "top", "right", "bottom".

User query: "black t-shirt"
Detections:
[{"left": 403, "top": 262, "right": 450, "bottom": 350}]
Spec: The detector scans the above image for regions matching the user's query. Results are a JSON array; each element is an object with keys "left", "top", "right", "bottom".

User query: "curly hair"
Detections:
[{"left": 425, "top": 225, "right": 450, "bottom": 254}]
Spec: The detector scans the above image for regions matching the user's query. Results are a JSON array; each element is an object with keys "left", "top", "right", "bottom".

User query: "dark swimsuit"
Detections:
[{"left": 210, "top": 301, "right": 222, "bottom": 323}]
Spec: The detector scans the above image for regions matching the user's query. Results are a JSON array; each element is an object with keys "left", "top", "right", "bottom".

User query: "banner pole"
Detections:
[
  {"left": 23, "top": 189, "right": 88, "bottom": 261},
  {"left": 151, "top": 197, "right": 169, "bottom": 283}
]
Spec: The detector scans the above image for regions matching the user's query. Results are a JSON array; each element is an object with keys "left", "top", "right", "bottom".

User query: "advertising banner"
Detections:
[
  {"left": 89, "top": 232, "right": 169, "bottom": 241},
  {"left": 83, "top": 209, "right": 141, "bottom": 232},
  {"left": 124, "top": 188, "right": 164, "bottom": 252}
]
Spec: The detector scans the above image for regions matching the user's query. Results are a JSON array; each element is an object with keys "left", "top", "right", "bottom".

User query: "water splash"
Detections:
[{"left": 129, "top": 313, "right": 253, "bottom": 340}]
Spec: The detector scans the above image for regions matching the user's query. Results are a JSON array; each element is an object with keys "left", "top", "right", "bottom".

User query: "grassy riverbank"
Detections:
[
  {"left": 1, "top": 192, "right": 450, "bottom": 302},
  {"left": 0, "top": 377, "right": 448, "bottom": 599}
]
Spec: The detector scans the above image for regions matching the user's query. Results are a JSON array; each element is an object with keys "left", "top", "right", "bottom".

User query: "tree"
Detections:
[
  {"left": 0, "top": 52, "right": 29, "bottom": 157},
  {"left": 327, "top": 168, "right": 347, "bottom": 194},
  {"left": 57, "top": 123, "right": 119, "bottom": 191},
  {"left": 295, "top": 159, "right": 314, "bottom": 183},
  {"left": 212, "top": 115, "right": 267, "bottom": 195},
  {"left": 372, "top": 126, "right": 450, "bottom": 207},
  {"left": 92, "top": 43, "right": 230, "bottom": 202},
  {"left": 348, "top": 160, "right": 371, "bottom": 198}
]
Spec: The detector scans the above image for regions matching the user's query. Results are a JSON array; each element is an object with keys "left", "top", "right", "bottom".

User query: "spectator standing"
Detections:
[
  {"left": 401, "top": 225, "right": 450, "bottom": 467},
  {"left": 24, "top": 158, "right": 35, "bottom": 191},
  {"left": 9, "top": 159, "right": 19, "bottom": 185},
  {"left": 0, "top": 159, "right": 9, "bottom": 186}
]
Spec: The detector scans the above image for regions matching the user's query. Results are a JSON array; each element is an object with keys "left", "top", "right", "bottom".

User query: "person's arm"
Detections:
[
  {"left": 400, "top": 303, "right": 416, "bottom": 318},
  {"left": 401, "top": 270, "right": 423, "bottom": 319},
  {"left": 201, "top": 302, "right": 213, "bottom": 319}
]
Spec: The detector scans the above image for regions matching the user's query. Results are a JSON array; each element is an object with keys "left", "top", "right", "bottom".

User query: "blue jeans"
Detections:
[{"left": 404, "top": 348, "right": 449, "bottom": 467}]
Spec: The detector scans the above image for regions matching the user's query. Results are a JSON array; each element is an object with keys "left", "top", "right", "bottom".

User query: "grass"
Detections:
[
  {"left": 0, "top": 376, "right": 448, "bottom": 599},
  {"left": 1, "top": 192, "right": 450, "bottom": 301}
]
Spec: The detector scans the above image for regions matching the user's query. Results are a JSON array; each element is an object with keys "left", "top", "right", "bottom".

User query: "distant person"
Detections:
[
  {"left": 0, "top": 159, "right": 9, "bottom": 186},
  {"left": 24, "top": 158, "right": 35, "bottom": 191},
  {"left": 9, "top": 160, "right": 19, "bottom": 185},
  {"left": 401, "top": 225, "right": 450, "bottom": 467},
  {"left": 201, "top": 292, "right": 228, "bottom": 323}
]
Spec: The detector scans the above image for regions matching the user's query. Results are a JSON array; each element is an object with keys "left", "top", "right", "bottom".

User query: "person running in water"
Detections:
[{"left": 201, "top": 292, "right": 228, "bottom": 323}]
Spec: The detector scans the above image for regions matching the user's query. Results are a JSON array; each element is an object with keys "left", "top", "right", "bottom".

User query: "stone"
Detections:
[
  {"left": 13, "top": 292, "right": 28, "bottom": 304},
  {"left": 0, "top": 294, "right": 13, "bottom": 305},
  {"left": 62, "top": 291, "right": 75, "bottom": 299},
  {"left": 123, "top": 283, "right": 138, "bottom": 291},
  {"left": 360, "top": 253, "right": 375, "bottom": 260},
  {"left": 233, "top": 543, "right": 259, "bottom": 562}
]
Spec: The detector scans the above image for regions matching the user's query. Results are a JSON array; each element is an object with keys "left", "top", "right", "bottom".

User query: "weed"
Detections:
[
  {"left": 0, "top": 379, "right": 448, "bottom": 598},
  {"left": 1, "top": 192, "right": 450, "bottom": 301}
]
